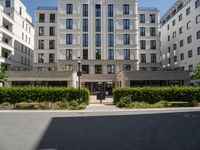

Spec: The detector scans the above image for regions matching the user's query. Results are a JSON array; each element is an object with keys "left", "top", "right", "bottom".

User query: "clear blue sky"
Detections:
[{"left": 22, "top": 0, "right": 176, "bottom": 23}]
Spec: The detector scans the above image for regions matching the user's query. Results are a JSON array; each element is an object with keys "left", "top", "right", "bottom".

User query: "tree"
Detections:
[
  {"left": 0, "top": 65, "right": 8, "bottom": 86},
  {"left": 192, "top": 63, "right": 200, "bottom": 85}
]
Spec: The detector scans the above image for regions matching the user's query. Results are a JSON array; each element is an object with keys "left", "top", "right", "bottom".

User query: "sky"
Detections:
[{"left": 22, "top": 0, "right": 177, "bottom": 23}]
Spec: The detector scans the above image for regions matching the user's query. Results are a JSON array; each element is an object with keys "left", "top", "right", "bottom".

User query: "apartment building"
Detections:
[
  {"left": 161, "top": 0, "right": 200, "bottom": 71},
  {"left": 0, "top": 0, "right": 34, "bottom": 71}
]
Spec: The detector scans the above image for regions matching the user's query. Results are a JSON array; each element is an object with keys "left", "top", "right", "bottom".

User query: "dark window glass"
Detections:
[
  {"left": 66, "top": 49, "right": 72, "bottom": 60},
  {"left": 96, "top": 5, "right": 101, "bottom": 17},
  {"left": 83, "top": 19, "right": 88, "bottom": 32},
  {"left": 123, "top": 4, "right": 129, "bottom": 15},
  {"left": 124, "top": 49, "right": 130, "bottom": 60},
  {"left": 83, "top": 4, "right": 88, "bottom": 17},
  {"left": 66, "top": 4, "right": 73, "bottom": 14},
  {"left": 108, "top": 4, "right": 113, "bottom": 17}
]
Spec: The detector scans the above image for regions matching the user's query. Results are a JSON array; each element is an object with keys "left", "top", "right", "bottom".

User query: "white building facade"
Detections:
[
  {"left": 0, "top": 0, "right": 34, "bottom": 71},
  {"left": 161, "top": 0, "right": 200, "bottom": 71}
]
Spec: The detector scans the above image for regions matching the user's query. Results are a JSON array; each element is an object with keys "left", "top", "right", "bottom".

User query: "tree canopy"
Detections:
[
  {"left": 0, "top": 65, "right": 8, "bottom": 83},
  {"left": 192, "top": 63, "right": 200, "bottom": 80}
]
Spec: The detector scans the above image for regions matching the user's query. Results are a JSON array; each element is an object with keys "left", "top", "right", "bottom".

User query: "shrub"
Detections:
[
  {"left": 113, "top": 86, "right": 200, "bottom": 104},
  {"left": 117, "top": 96, "right": 133, "bottom": 108}
]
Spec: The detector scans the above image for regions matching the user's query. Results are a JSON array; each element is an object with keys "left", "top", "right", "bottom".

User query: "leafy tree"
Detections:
[
  {"left": 192, "top": 63, "right": 200, "bottom": 85},
  {"left": 0, "top": 65, "right": 8, "bottom": 86}
]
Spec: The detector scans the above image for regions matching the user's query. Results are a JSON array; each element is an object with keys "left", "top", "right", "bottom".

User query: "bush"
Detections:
[
  {"left": 0, "top": 86, "right": 90, "bottom": 106},
  {"left": 113, "top": 86, "right": 200, "bottom": 104},
  {"left": 117, "top": 96, "right": 133, "bottom": 108}
]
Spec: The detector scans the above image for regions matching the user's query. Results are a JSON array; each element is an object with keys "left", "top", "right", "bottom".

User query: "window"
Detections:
[
  {"left": 108, "top": 19, "right": 114, "bottom": 32},
  {"left": 96, "top": 49, "right": 101, "bottom": 60},
  {"left": 168, "top": 47, "right": 171, "bottom": 53},
  {"left": 179, "top": 27, "right": 183, "bottom": 34},
  {"left": 49, "top": 27, "right": 55, "bottom": 36},
  {"left": 83, "top": 34, "right": 88, "bottom": 47},
  {"left": 197, "top": 47, "right": 200, "bottom": 55},
  {"left": 140, "top": 54, "right": 146, "bottom": 63},
  {"left": 83, "top": 49, "right": 88, "bottom": 60},
  {"left": 196, "top": 0, "right": 200, "bottom": 8},
  {"left": 83, "top": 4, "right": 88, "bottom": 17},
  {"left": 150, "top": 40, "right": 156, "bottom": 49},
  {"left": 96, "top": 34, "right": 101, "bottom": 47},
  {"left": 96, "top": 5, "right": 101, "bottom": 17},
  {"left": 107, "top": 65, "right": 115, "bottom": 74},
  {"left": 108, "top": 34, "right": 114, "bottom": 47},
  {"left": 123, "top": 34, "right": 130, "bottom": 45},
  {"left": 66, "top": 49, "right": 72, "bottom": 60},
  {"left": 174, "top": 56, "right": 177, "bottom": 62},
  {"left": 173, "top": 31, "right": 176, "bottom": 38},
  {"left": 151, "top": 54, "right": 157, "bottom": 63},
  {"left": 196, "top": 15, "right": 200, "bottom": 24},
  {"left": 188, "top": 50, "right": 193, "bottom": 58},
  {"left": 186, "top": 7, "right": 190, "bottom": 16},
  {"left": 180, "top": 40, "right": 184, "bottom": 47},
  {"left": 123, "top": 19, "right": 129, "bottom": 30},
  {"left": 39, "top": 13, "right": 45, "bottom": 22},
  {"left": 140, "top": 27, "right": 145, "bottom": 36},
  {"left": 39, "top": 26, "right": 45, "bottom": 36},
  {"left": 83, "top": 19, "right": 88, "bottom": 32},
  {"left": 49, "top": 40, "right": 55, "bottom": 49},
  {"left": 49, "top": 53, "right": 55, "bottom": 63},
  {"left": 150, "top": 14, "right": 155, "bottom": 23},
  {"left": 180, "top": 53, "right": 184, "bottom": 60},
  {"left": 140, "top": 40, "right": 146, "bottom": 49},
  {"left": 19, "top": 7, "right": 22, "bottom": 15},
  {"left": 108, "top": 49, "right": 114, "bottom": 60},
  {"left": 168, "top": 35, "right": 170, "bottom": 41},
  {"left": 38, "top": 40, "right": 44, "bottom": 49},
  {"left": 168, "top": 58, "right": 171, "bottom": 64},
  {"left": 5, "top": 0, "right": 11, "bottom": 7},
  {"left": 150, "top": 27, "right": 156, "bottom": 36},
  {"left": 123, "top": 4, "right": 129, "bottom": 15},
  {"left": 82, "top": 65, "right": 89, "bottom": 74},
  {"left": 66, "top": 4, "right": 73, "bottom": 14},
  {"left": 187, "top": 35, "right": 192, "bottom": 43},
  {"left": 38, "top": 53, "right": 44, "bottom": 63},
  {"left": 179, "top": 14, "right": 182, "bottom": 21},
  {"left": 66, "top": 34, "right": 73, "bottom": 44},
  {"left": 167, "top": 24, "right": 170, "bottom": 30},
  {"left": 173, "top": 43, "right": 177, "bottom": 50},
  {"left": 172, "top": 19, "right": 176, "bottom": 26},
  {"left": 197, "top": 31, "right": 200, "bottom": 39},
  {"left": 140, "top": 14, "right": 145, "bottom": 23},
  {"left": 96, "top": 19, "right": 101, "bottom": 32},
  {"left": 108, "top": 4, "right": 113, "bottom": 17},
  {"left": 95, "top": 65, "right": 102, "bottom": 74},
  {"left": 66, "top": 19, "right": 73, "bottom": 29},
  {"left": 187, "top": 21, "right": 191, "bottom": 30},
  {"left": 123, "top": 64, "right": 131, "bottom": 71},
  {"left": 124, "top": 49, "right": 130, "bottom": 60},
  {"left": 50, "top": 14, "right": 55, "bottom": 23}
]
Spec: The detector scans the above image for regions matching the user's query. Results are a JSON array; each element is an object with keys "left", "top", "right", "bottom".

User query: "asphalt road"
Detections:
[{"left": 0, "top": 111, "right": 200, "bottom": 150}]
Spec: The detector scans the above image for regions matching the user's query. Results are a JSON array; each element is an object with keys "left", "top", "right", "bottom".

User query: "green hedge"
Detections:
[
  {"left": 0, "top": 87, "right": 90, "bottom": 105},
  {"left": 113, "top": 87, "right": 200, "bottom": 104}
]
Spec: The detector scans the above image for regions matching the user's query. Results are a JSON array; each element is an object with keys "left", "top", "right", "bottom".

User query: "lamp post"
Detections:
[{"left": 77, "top": 57, "right": 81, "bottom": 101}]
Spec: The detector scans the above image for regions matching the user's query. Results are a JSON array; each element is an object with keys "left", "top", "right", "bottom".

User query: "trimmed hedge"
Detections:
[
  {"left": 0, "top": 87, "right": 90, "bottom": 105},
  {"left": 113, "top": 87, "right": 200, "bottom": 104}
]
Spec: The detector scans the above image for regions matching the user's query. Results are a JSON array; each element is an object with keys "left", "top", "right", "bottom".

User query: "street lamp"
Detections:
[{"left": 77, "top": 56, "right": 82, "bottom": 101}]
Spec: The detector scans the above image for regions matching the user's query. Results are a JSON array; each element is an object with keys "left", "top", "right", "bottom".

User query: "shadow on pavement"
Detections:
[{"left": 36, "top": 112, "right": 200, "bottom": 150}]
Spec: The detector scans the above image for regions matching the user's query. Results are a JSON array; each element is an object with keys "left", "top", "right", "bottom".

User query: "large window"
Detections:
[
  {"left": 197, "top": 31, "right": 200, "bottom": 39},
  {"left": 5, "top": 0, "right": 11, "bottom": 7},
  {"left": 66, "top": 49, "right": 72, "bottom": 60},
  {"left": 95, "top": 65, "right": 102, "bottom": 74},
  {"left": 108, "top": 19, "right": 114, "bottom": 32},
  {"left": 39, "top": 26, "right": 45, "bottom": 36},
  {"left": 38, "top": 40, "right": 44, "bottom": 49},
  {"left": 108, "top": 34, "right": 114, "bottom": 47},
  {"left": 39, "top": 13, "right": 45, "bottom": 23},
  {"left": 108, "top": 4, "right": 113, "bottom": 17},
  {"left": 49, "top": 40, "right": 55, "bottom": 49},
  {"left": 151, "top": 53, "right": 157, "bottom": 63},
  {"left": 187, "top": 35, "right": 192, "bottom": 43},
  {"left": 66, "top": 19, "right": 73, "bottom": 29},
  {"left": 150, "top": 40, "right": 156, "bottom": 49},
  {"left": 180, "top": 53, "right": 184, "bottom": 60},
  {"left": 38, "top": 53, "right": 44, "bottom": 63},
  {"left": 83, "top": 4, "right": 88, "bottom": 17},
  {"left": 83, "top": 49, "right": 88, "bottom": 60},
  {"left": 124, "top": 49, "right": 130, "bottom": 60},
  {"left": 197, "top": 47, "right": 200, "bottom": 55},
  {"left": 83, "top": 19, "right": 88, "bottom": 32},
  {"left": 83, "top": 34, "right": 88, "bottom": 47},
  {"left": 186, "top": 7, "right": 190, "bottom": 15},
  {"left": 107, "top": 65, "right": 115, "bottom": 74},
  {"left": 140, "top": 54, "right": 146, "bottom": 63},
  {"left": 196, "top": 15, "right": 200, "bottom": 24},
  {"left": 50, "top": 14, "right": 55, "bottom": 23},
  {"left": 123, "top": 4, "right": 129, "bottom": 15},
  {"left": 49, "top": 27, "right": 55, "bottom": 36},
  {"left": 140, "top": 27, "right": 145, "bottom": 36},
  {"left": 140, "top": 40, "right": 146, "bottom": 49},
  {"left": 82, "top": 65, "right": 89, "bottom": 74},
  {"left": 66, "top": 34, "right": 73, "bottom": 44},
  {"left": 150, "top": 14, "right": 155, "bottom": 23},
  {"left": 96, "top": 49, "right": 101, "bottom": 60},
  {"left": 196, "top": 0, "right": 200, "bottom": 8},
  {"left": 180, "top": 40, "right": 184, "bottom": 47},
  {"left": 123, "top": 19, "right": 130, "bottom": 30},
  {"left": 49, "top": 53, "right": 55, "bottom": 63},
  {"left": 108, "top": 49, "right": 114, "bottom": 60},
  {"left": 123, "top": 34, "right": 130, "bottom": 45},
  {"left": 188, "top": 50, "right": 193, "bottom": 58},
  {"left": 66, "top": 4, "right": 73, "bottom": 14},
  {"left": 187, "top": 21, "right": 191, "bottom": 30},
  {"left": 95, "top": 34, "right": 101, "bottom": 47},
  {"left": 95, "top": 19, "right": 101, "bottom": 32},
  {"left": 96, "top": 5, "right": 101, "bottom": 17},
  {"left": 140, "top": 14, "right": 145, "bottom": 23},
  {"left": 150, "top": 27, "right": 156, "bottom": 36}
]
